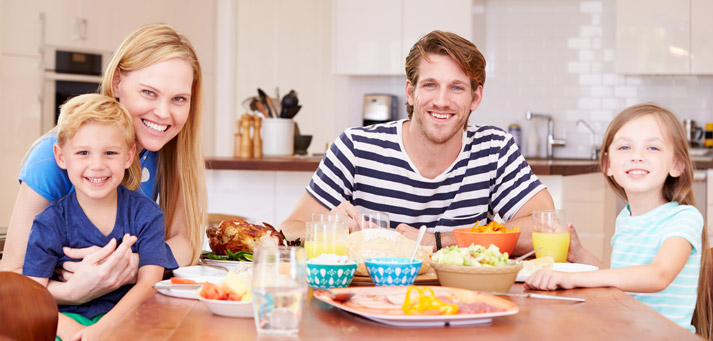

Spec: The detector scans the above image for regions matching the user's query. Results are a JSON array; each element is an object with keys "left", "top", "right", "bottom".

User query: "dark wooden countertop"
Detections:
[{"left": 205, "top": 156, "right": 713, "bottom": 176}]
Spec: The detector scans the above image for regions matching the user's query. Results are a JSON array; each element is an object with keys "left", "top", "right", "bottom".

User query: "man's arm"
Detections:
[
  {"left": 506, "top": 189, "right": 555, "bottom": 256},
  {"left": 280, "top": 192, "right": 330, "bottom": 242}
]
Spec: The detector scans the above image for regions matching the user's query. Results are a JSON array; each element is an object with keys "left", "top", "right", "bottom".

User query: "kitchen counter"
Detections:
[{"left": 205, "top": 155, "right": 713, "bottom": 175}]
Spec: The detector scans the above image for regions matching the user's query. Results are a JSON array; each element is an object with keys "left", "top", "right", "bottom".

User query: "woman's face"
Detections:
[{"left": 112, "top": 58, "right": 194, "bottom": 152}]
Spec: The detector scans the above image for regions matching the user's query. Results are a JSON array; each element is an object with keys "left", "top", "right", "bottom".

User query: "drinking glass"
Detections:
[
  {"left": 251, "top": 246, "right": 307, "bottom": 336},
  {"left": 357, "top": 211, "right": 390, "bottom": 230},
  {"left": 531, "top": 209, "right": 569, "bottom": 263},
  {"left": 305, "top": 213, "right": 348, "bottom": 259}
]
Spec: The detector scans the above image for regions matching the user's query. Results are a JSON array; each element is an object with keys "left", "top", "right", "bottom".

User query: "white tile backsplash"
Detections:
[{"left": 337, "top": 0, "right": 713, "bottom": 159}]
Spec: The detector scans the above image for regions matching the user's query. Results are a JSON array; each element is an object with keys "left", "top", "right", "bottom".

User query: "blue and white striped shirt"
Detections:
[
  {"left": 610, "top": 202, "right": 703, "bottom": 332},
  {"left": 307, "top": 119, "right": 545, "bottom": 231}
]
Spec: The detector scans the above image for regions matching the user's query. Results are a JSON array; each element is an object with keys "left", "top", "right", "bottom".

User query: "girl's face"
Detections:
[
  {"left": 605, "top": 114, "right": 683, "bottom": 203},
  {"left": 112, "top": 58, "right": 194, "bottom": 152}
]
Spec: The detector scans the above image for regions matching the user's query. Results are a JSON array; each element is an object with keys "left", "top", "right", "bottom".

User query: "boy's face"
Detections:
[{"left": 54, "top": 122, "right": 135, "bottom": 202}]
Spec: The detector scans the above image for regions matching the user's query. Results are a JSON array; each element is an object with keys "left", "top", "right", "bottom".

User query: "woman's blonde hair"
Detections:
[
  {"left": 101, "top": 23, "right": 207, "bottom": 264},
  {"left": 600, "top": 103, "right": 712, "bottom": 338},
  {"left": 56, "top": 93, "right": 140, "bottom": 190}
]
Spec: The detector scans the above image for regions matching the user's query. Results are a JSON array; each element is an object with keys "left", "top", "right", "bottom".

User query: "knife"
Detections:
[
  {"left": 485, "top": 292, "right": 585, "bottom": 302},
  {"left": 153, "top": 283, "right": 204, "bottom": 290}
]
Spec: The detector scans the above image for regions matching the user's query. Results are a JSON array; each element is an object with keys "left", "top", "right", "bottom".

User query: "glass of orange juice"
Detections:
[
  {"left": 531, "top": 209, "right": 569, "bottom": 262},
  {"left": 305, "top": 213, "right": 348, "bottom": 259}
]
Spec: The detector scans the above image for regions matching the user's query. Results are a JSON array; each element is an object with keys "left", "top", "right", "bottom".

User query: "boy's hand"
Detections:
[{"left": 58, "top": 234, "right": 138, "bottom": 303}]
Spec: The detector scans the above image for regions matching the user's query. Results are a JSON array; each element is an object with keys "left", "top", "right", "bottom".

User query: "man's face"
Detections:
[{"left": 406, "top": 53, "right": 482, "bottom": 145}]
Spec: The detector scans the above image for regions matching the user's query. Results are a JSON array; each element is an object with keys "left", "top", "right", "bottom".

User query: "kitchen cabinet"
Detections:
[
  {"left": 615, "top": 0, "right": 713, "bottom": 74},
  {"left": 0, "top": 55, "right": 43, "bottom": 224},
  {"left": 539, "top": 174, "right": 618, "bottom": 265},
  {"left": 206, "top": 170, "right": 313, "bottom": 228},
  {"left": 333, "top": 0, "right": 472, "bottom": 75}
]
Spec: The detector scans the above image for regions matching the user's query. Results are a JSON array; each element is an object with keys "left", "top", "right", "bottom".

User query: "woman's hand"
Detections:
[{"left": 58, "top": 234, "right": 138, "bottom": 304}]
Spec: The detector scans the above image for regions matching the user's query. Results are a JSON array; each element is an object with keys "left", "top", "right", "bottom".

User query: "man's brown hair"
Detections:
[{"left": 404, "top": 30, "right": 486, "bottom": 118}]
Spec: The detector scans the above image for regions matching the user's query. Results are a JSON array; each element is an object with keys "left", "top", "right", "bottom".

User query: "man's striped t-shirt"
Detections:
[
  {"left": 610, "top": 202, "right": 703, "bottom": 332},
  {"left": 306, "top": 119, "right": 545, "bottom": 232}
]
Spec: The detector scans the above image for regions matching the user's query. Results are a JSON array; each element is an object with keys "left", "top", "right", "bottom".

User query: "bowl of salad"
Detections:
[{"left": 430, "top": 244, "right": 522, "bottom": 293}]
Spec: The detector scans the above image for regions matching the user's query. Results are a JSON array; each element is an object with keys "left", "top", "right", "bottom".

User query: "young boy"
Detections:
[{"left": 22, "top": 94, "right": 178, "bottom": 340}]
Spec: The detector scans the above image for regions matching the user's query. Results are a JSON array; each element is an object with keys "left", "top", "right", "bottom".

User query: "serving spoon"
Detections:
[
  {"left": 510, "top": 247, "right": 542, "bottom": 264},
  {"left": 409, "top": 225, "right": 427, "bottom": 262}
]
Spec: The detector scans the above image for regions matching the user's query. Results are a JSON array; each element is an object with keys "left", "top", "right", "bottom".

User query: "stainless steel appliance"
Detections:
[
  {"left": 41, "top": 47, "right": 110, "bottom": 133},
  {"left": 362, "top": 94, "right": 397, "bottom": 126}
]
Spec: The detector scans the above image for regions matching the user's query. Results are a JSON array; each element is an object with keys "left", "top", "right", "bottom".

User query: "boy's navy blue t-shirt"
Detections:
[{"left": 23, "top": 185, "right": 178, "bottom": 319}]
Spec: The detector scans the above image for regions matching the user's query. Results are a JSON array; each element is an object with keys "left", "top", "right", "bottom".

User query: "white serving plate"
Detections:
[
  {"left": 516, "top": 262, "right": 599, "bottom": 282},
  {"left": 173, "top": 265, "right": 227, "bottom": 278}
]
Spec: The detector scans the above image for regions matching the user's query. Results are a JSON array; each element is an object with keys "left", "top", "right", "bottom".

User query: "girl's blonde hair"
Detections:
[
  {"left": 100, "top": 23, "right": 207, "bottom": 264},
  {"left": 56, "top": 94, "right": 141, "bottom": 191},
  {"left": 600, "top": 103, "right": 712, "bottom": 338}
]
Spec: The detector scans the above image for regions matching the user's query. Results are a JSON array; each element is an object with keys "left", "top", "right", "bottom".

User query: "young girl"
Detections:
[
  {"left": 0, "top": 23, "right": 207, "bottom": 305},
  {"left": 525, "top": 103, "right": 712, "bottom": 337}
]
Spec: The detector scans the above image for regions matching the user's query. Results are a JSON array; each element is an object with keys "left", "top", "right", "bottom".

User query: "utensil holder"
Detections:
[{"left": 262, "top": 118, "right": 294, "bottom": 156}]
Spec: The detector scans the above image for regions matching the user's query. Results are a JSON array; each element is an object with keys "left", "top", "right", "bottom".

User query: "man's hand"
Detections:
[
  {"left": 57, "top": 234, "right": 138, "bottom": 304},
  {"left": 395, "top": 224, "right": 438, "bottom": 251}
]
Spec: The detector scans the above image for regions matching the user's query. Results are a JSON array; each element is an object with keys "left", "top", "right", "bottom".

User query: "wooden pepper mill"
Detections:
[
  {"left": 253, "top": 115, "right": 263, "bottom": 158},
  {"left": 233, "top": 119, "right": 242, "bottom": 158},
  {"left": 239, "top": 114, "right": 253, "bottom": 159}
]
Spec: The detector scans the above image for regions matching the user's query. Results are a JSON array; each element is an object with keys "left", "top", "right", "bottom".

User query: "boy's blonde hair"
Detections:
[
  {"left": 56, "top": 94, "right": 140, "bottom": 191},
  {"left": 101, "top": 23, "right": 207, "bottom": 264},
  {"left": 600, "top": 103, "right": 712, "bottom": 338}
]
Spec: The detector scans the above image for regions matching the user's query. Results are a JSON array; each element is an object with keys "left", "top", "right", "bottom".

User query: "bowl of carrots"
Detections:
[{"left": 453, "top": 221, "right": 520, "bottom": 255}]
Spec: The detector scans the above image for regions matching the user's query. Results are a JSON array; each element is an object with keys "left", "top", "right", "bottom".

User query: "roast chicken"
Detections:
[{"left": 206, "top": 219, "right": 287, "bottom": 255}]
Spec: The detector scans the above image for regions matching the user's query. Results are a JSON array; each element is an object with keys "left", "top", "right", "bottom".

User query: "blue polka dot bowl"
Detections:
[
  {"left": 364, "top": 257, "right": 423, "bottom": 286},
  {"left": 306, "top": 261, "right": 357, "bottom": 289}
]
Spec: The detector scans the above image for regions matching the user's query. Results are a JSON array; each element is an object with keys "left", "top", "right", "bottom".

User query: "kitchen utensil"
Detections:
[
  {"left": 265, "top": 95, "right": 278, "bottom": 119},
  {"left": 257, "top": 88, "right": 273, "bottom": 118},
  {"left": 409, "top": 225, "right": 427, "bottom": 262},
  {"left": 254, "top": 101, "right": 269, "bottom": 118},
  {"left": 320, "top": 288, "right": 355, "bottom": 303},
  {"left": 153, "top": 283, "right": 204, "bottom": 290},
  {"left": 198, "top": 258, "right": 230, "bottom": 272},
  {"left": 512, "top": 247, "right": 542, "bottom": 263},
  {"left": 281, "top": 90, "right": 299, "bottom": 108},
  {"left": 281, "top": 105, "right": 302, "bottom": 119},
  {"left": 485, "top": 292, "right": 585, "bottom": 302}
]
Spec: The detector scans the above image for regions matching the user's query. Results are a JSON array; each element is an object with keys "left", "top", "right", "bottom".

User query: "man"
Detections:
[{"left": 280, "top": 30, "right": 554, "bottom": 255}]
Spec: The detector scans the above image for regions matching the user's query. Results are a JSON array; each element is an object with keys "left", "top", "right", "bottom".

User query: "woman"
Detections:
[{"left": 0, "top": 23, "right": 207, "bottom": 304}]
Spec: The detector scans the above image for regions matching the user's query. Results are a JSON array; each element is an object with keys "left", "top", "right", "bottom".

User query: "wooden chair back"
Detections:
[{"left": 0, "top": 271, "right": 58, "bottom": 340}]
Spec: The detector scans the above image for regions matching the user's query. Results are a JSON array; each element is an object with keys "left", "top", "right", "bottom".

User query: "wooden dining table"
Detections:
[{"left": 104, "top": 283, "right": 702, "bottom": 340}]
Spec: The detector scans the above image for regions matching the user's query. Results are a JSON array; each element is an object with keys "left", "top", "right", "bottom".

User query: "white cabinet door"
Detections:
[
  {"left": 615, "top": 0, "right": 690, "bottom": 74},
  {"left": 402, "top": 0, "right": 472, "bottom": 59},
  {"left": 691, "top": 0, "right": 713, "bottom": 74},
  {"left": 333, "top": 0, "right": 403, "bottom": 75},
  {"left": 0, "top": 0, "right": 43, "bottom": 56},
  {"left": 334, "top": 0, "right": 472, "bottom": 75},
  {"left": 0, "top": 55, "right": 43, "bottom": 224}
]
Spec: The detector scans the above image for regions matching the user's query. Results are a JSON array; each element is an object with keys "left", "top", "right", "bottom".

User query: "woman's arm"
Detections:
[
  {"left": 165, "top": 192, "right": 193, "bottom": 266},
  {"left": 0, "top": 183, "right": 50, "bottom": 272},
  {"left": 70, "top": 265, "right": 163, "bottom": 341},
  {"left": 526, "top": 237, "right": 692, "bottom": 291},
  {"left": 49, "top": 236, "right": 137, "bottom": 305}
]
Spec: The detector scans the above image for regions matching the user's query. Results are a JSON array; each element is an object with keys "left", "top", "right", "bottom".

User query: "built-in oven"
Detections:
[{"left": 41, "top": 47, "right": 111, "bottom": 133}]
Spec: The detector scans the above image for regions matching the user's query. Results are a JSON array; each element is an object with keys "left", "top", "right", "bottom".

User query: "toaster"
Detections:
[{"left": 362, "top": 94, "right": 398, "bottom": 126}]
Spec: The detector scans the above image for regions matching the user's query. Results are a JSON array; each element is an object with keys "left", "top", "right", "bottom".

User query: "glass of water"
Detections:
[{"left": 251, "top": 246, "right": 307, "bottom": 336}]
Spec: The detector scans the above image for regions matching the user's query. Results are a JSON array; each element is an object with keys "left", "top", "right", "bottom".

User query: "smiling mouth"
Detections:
[
  {"left": 142, "top": 119, "right": 169, "bottom": 132},
  {"left": 86, "top": 176, "right": 109, "bottom": 184},
  {"left": 429, "top": 111, "right": 453, "bottom": 120},
  {"left": 626, "top": 170, "right": 649, "bottom": 175}
]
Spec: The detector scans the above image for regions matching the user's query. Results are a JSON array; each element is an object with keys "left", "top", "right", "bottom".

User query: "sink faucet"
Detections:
[
  {"left": 576, "top": 119, "right": 600, "bottom": 160},
  {"left": 526, "top": 111, "right": 566, "bottom": 158}
]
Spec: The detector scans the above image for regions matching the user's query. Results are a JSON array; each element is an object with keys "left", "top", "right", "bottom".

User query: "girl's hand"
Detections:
[
  {"left": 524, "top": 270, "right": 576, "bottom": 290},
  {"left": 59, "top": 235, "right": 138, "bottom": 303}
]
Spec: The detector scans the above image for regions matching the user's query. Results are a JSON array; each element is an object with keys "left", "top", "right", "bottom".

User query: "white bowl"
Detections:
[{"left": 199, "top": 296, "right": 253, "bottom": 318}]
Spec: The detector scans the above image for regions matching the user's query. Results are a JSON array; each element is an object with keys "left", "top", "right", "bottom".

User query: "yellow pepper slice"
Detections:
[{"left": 402, "top": 286, "right": 459, "bottom": 315}]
